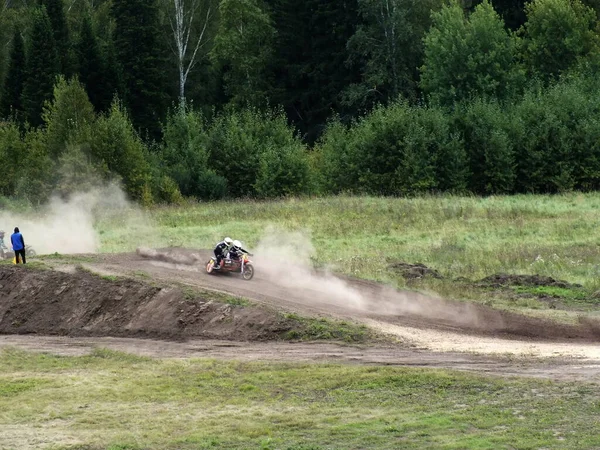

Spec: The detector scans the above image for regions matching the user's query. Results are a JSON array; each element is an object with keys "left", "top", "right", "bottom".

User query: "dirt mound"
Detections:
[
  {"left": 478, "top": 273, "right": 582, "bottom": 289},
  {"left": 0, "top": 266, "right": 294, "bottom": 341},
  {"left": 388, "top": 261, "right": 443, "bottom": 279},
  {"left": 104, "top": 250, "right": 600, "bottom": 343}
]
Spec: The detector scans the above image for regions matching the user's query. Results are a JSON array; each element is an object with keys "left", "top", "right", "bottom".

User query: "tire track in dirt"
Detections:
[{"left": 78, "top": 249, "right": 600, "bottom": 359}]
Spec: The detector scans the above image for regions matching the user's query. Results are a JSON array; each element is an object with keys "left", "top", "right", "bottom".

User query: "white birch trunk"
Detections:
[{"left": 170, "top": 0, "right": 212, "bottom": 109}]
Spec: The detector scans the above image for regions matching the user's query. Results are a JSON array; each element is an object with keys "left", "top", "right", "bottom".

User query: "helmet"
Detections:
[
  {"left": 233, "top": 240, "right": 242, "bottom": 248},
  {"left": 224, "top": 237, "right": 233, "bottom": 246}
]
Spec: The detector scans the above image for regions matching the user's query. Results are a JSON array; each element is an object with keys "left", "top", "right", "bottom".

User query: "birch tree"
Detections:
[{"left": 169, "top": 0, "right": 214, "bottom": 108}]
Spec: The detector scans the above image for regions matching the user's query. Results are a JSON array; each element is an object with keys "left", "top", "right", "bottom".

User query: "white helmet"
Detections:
[
  {"left": 233, "top": 240, "right": 242, "bottom": 248},
  {"left": 224, "top": 237, "right": 233, "bottom": 245}
]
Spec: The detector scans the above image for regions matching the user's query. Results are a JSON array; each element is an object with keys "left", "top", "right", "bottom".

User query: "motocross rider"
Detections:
[
  {"left": 213, "top": 237, "right": 233, "bottom": 269},
  {"left": 228, "top": 240, "right": 251, "bottom": 260}
]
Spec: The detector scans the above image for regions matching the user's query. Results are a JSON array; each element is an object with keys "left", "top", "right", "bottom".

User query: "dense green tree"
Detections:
[
  {"left": 454, "top": 99, "right": 516, "bottom": 194},
  {"left": 42, "top": 77, "right": 96, "bottom": 158},
  {"left": 511, "top": 77, "right": 600, "bottom": 192},
  {"left": 314, "top": 118, "right": 356, "bottom": 193},
  {"left": 40, "top": 0, "right": 74, "bottom": 76},
  {"left": 76, "top": 15, "right": 112, "bottom": 112},
  {"left": 345, "top": 0, "right": 443, "bottom": 111},
  {"left": 421, "top": 0, "right": 522, "bottom": 106},
  {"left": 111, "top": 0, "right": 172, "bottom": 139},
  {"left": 464, "top": 0, "right": 528, "bottom": 30},
  {"left": 21, "top": 7, "right": 60, "bottom": 127},
  {"left": 0, "top": 2, "right": 33, "bottom": 87},
  {"left": 268, "top": 0, "right": 360, "bottom": 142},
  {"left": 317, "top": 101, "right": 467, "bottom": 195},
  {"left": 162, "top": 106, "right": 214, "bottom": 198},
  {"left": 207, "top": 107, "right": 311, "bottom": 197},
  {"left": 211, "top": 0, "right": 275, "bottom": 107},
  {"left": 101, "top": 38, "right": 125, "bottom": 107},
  {"left": 14, "top": 128, "right": 54, "bottom": 204},
  {"left": 90, "top": 99, "right": 152, "bottom": 199},
  {"left": 521, "top": 0, "right": 598, "bottom": 81},
  {"left": 0, "top": 30, "right": 26, "bottom": 120},
  {"left": 0, "top": 121, "right": 25, "bottom": 196}
]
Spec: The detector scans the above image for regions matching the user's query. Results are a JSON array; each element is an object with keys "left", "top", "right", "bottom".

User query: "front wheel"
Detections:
[
  {"left": 242, "top": 263, "right": 254, "bottom": 281},
  {"left": 206, "top": 259, "right": 216, "bottom": 274},
  {"left": 26, "top": 246, "right": 36, "bottom": 257}
]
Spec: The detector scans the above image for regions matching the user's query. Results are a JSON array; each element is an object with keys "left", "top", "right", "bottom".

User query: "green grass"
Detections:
[
  {"left": 511, "top": 285, "right": 596, "bottom": 306},
  {"left": 90, "top": 194, "right": 600, "bottom": 318},
  {"left": 283, "top": 313, "right": 373, "bottom": 343},
  {"left": 177, "top": 285, "right": 252, "bottom": 307},
  {"left": 95, "top": 194, "right": 600, "bottom": 287},
  {"left": 40, "top": 253, "right": 96, "bottom": 263},
  {"left": 0, "top": 348, "right": 599, "bottom": 449}
]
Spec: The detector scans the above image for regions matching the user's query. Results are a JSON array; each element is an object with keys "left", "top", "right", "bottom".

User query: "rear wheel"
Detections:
[
  {"left": 242, "top": 263, "right": 254, "bottom": 281},
  {"left": 26, "top": 247, "right": 36, "bottom": 257}
]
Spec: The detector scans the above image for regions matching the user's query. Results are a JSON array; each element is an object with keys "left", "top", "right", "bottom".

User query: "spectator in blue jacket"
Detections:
[{"left": 11, "top": 227, "right": 25, "bottom": 264}]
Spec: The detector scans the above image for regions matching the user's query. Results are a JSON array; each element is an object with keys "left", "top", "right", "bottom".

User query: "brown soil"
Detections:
[
  {"left": 128, "top": 248, "right": 600, "bottom": 342},
  {"left": 2, "top": 335, "right": 599, "bottom": 382},
  {"left": 0, "top": 266, "right": 297, "bottom": 341},
  {"left": 388, "top": 261, "right": 443, "bottom": 279},
  {"left": 1, "top": 248, "right": 600, "bottom": 381},
  {"left": 477, "top": 273, "right": 583, "bottom": 289}
]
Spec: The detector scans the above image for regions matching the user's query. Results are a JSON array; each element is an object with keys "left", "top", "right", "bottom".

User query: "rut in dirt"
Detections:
[{"left": 117, "top": 248, "right": 600, "bottom": 343}]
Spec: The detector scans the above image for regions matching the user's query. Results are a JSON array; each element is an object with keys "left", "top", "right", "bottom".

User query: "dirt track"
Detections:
[
  {"left": 1, "top": 247, "right": 600, "bottom": 381},
  {"left": 2, "top": 335, "right": 600, "bottom": 382},
  {"left": 88, "top": 249, "right": 600, "bottom": 351}
]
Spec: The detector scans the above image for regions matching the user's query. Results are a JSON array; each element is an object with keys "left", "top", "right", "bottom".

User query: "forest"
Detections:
[{"left": 2, "top": 0, "right": 600, "bottom": 204}]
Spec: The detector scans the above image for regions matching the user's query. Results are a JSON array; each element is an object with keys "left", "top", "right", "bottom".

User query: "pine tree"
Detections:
[
  {"left": 21, "top": 7, "right": 60, "bottom": 127},
  {"left": 111, "top": 0, "right": 172, "bottom": 139},
  {"left": 77, "top": 15, "right": 111, "bottom": 112},
  {"left": 40, "top": 0, "right": 73, "bottom": 76},
  {"left": 0, "top": 30, "right": 26, "bottom": 120},
  {"left": 102, "top": 37, "right": 125, "bottom": 108},
  {"left": 267, "top": 0, "right": 360, "bottom": 142}
]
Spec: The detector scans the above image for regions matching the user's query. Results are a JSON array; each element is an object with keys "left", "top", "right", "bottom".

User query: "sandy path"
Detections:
[{"left": 1, "top": 335, "right": 599, "bottom": 383}]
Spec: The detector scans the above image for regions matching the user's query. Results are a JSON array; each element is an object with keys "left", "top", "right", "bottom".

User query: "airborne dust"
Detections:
[
  {"left": 0, "top": 184, "right": 140, "bottom": 255},
  {"left": 253, "top": 228, "right": 485, "bottom": 326}
]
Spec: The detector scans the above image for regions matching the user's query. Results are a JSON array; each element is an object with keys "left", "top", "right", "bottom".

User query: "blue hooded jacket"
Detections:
[{"left": 11, "top": 229, "right": 24, "bottom": 251}]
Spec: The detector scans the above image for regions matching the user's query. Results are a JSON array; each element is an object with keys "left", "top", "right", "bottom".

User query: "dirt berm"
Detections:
[{"left": 0, "top": 266, "right": 300, "bottom": 341}]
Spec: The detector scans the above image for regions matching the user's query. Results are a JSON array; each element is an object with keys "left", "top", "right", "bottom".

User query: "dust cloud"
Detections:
[
  {"left": 253, "top": 229, "right": 487, "bottom": 328},
  {"left": 136, "top": 247, "right": 201, "bottom": 267},
  {"left": 0, "top": 183, "right": 135, "bottom": 255},
  {"left": 253, "top": 229, "right": 366, "bottom": 309}
]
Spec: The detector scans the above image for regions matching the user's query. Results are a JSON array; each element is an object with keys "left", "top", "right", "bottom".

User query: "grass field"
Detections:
[
  {"left": 4, "top": 194, "right": 600, "bottom": 450},
  {"left": 98, "top": 194, "right": 600, "bottom": 285},
  {"left": 1, "top": 348, "right": 599, "bottom": 450},
  {"left": 95, "top": 194, "right": 600, "bottom": 318}
]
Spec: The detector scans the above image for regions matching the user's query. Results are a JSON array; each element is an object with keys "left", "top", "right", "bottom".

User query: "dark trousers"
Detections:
[
  {"left": 15, "top": 249, "right": 26, "bottom": 264},
  {"left": 214, "top": 248, "right": 223, "bottom": 266}
]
